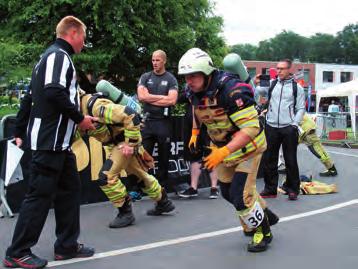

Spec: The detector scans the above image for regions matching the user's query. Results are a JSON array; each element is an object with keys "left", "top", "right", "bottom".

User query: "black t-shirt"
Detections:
[{"left": 138, "top": 71, "right": 178, "bottom": 118}]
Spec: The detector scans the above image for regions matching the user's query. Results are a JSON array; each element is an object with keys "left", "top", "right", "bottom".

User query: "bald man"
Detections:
[{"left": 137, "top": 50, "right": 178, "bottom": 186}]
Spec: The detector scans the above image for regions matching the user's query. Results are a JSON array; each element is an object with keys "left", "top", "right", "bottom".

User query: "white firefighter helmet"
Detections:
[{"left": 178, "top": 48, "right": 215, "bottom": 76}]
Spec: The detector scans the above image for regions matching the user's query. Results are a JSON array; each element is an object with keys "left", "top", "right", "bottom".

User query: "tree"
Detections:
[
  {"left": 336, "top": 24, "right": 358, "bottom": 64},
  {"left": 256, "top": 30, "right": 309, "bottom": 62},
  {"left": 0, "top": 38, "right": 42, "bottom": 90},
  {"left": 229, "top": 44, "right": 257, "bottom": 60},
  {"left": 0, "top": 0, "right": 226, "bottom": 93},
  {"left": 306, "top": 33, "right": 340, "bottom": 63}
]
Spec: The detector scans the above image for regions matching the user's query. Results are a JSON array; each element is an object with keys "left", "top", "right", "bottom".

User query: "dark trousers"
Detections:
[
  {"left": 219, "top": 172, "right": 248, "bottom": 211},
  {"left": 141, "top": 118, "right": 171, "bottom": 184},
  {"left": 6, "top": 150, "right": 81, "bottom": 258},
  {"left": 263, "top": 124, "right": 300, "bottom": 194}
]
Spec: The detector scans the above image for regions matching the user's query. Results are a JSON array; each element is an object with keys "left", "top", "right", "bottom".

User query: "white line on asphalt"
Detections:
[
  {"left": 48, "top": 199, "right": 358, "bottom": 267},
  {"left": 326, "top": 150, "right": 358, "bottom": 158},
  {"left": 300, "top": 147, "right": 358, "bottom": 158}
]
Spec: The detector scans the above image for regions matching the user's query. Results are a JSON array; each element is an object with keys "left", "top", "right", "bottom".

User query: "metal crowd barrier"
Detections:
[
  {"left": 315, "top": 112, "right": 357, "bottom": 144},
  {"left": 0, "top": 114, "right": 17, "bottom": 218}
]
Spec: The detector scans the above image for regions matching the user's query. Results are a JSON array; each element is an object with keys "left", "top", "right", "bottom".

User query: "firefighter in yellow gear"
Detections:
[
  {"left": 178, "top": 48, "right": 279, "bottom": 253},
  {"left": 299, "top": 114, "right": 337, "bottom": 177},
  {"left": 80, "top": 92, "right": 175, "bottom": 228}
]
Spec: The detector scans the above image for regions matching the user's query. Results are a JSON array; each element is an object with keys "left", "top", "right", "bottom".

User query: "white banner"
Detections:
[{"left": 5, "top": 140, "right": 24, "bottom": 186}]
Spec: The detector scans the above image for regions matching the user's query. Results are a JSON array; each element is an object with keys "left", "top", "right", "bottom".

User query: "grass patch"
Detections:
[{"left": 0, "top": 107, "right": 18, "bottom": 118}]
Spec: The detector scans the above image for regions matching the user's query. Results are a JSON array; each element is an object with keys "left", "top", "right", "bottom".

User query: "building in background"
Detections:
[{"left": 244, "top": 61, "right": 358, "bottom": 112}]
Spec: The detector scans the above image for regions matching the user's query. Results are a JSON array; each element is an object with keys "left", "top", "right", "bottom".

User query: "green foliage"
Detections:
[
  {"left": 0, "top": 95, "right": 19, "bottom": 105},
  {"left": 0, "top": 39, "right": 42, "bottom": 84},
  {"left": 256, "top": 30, "right": 309, "bottom": 61},
  {"left": 230, "top": 44, "right": 257, "bottom": 60},
  {"left": 336, "top": 24, "right": 358, "bottom": 64},
  {"left": 171, "top": 103, "right": 187, "bottom": 116},
  {"left": 306, "top": 33, "right": 340, "bottom": 63},
  {"left": 229, "top": 25, "right": 358, "bottom": 64},
  {"left": 0, "top": 95, "right": 19, "bottom": 118},
  {"left": 0, "top": 106, "right": 19, "bottom": 118},
  {"left": 0, "top": 0, "right": 226, "bottom": 92}
]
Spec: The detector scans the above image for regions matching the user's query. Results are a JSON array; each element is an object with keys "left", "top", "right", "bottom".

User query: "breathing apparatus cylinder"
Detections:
[
  {"left": 222, "top": 53, "right": 255, "bottom": 89},
  {"left": 96, "top": 80, "right": 142, "bottom": 114}
]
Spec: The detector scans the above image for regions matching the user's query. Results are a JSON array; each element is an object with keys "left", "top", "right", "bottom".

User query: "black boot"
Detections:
[
  {"left": 265, "top": 208, "right": 279, "bottom": 226},
  {"left": 247, "top": 214, "right": 272, "bottom": 252},
  {"left": 319, "top": 164, "right": 338, "bottom": 177},
  {"left": 147, "top": 188, "right": 175, "bottom": 216},
  {"left": 109, "top": 197, "right": 135, "bottom": 228}
]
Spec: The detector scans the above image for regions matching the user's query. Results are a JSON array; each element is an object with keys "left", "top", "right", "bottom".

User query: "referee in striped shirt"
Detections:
[{"left": 4, "top": 16, "right": 96, "bottom": 269}]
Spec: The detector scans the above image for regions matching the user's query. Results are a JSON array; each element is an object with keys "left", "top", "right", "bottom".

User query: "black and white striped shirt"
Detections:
[{"left": 27, "top": 38, "right": 84, "bottom": 151}]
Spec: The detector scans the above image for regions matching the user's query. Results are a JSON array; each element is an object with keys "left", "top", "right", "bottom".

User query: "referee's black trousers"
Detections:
[{"left": 6, "top": 150, "right": 81, "bottom": 258}]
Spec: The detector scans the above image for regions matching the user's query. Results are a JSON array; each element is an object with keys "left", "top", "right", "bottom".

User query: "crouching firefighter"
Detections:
[
  {"left": 79, "top": 90, "right": 175, "bottom": 228},
  {"left": 299, "top": 114, "right": 338, "bottom": 177},
  {"left": 178, "top": 48, "right": 279, "bottom": 252}
]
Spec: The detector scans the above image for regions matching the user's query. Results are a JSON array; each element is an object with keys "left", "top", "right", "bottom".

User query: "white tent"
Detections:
[{"left": 316, "top": 79, "right": 358, "bottom": 138}]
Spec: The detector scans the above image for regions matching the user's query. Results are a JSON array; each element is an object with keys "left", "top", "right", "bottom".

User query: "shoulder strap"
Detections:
[
  {"left": 267, "top": 79, "right": 278, "bottom": 104},
  {"left": 87, "top": 93, "right": 108, "bottom": 116},
  {"left": 267, "top": 79, "right": 298, "bottom": 111},
  {"left": 292, "top": 81, "right": 297, "bottom": 112}
]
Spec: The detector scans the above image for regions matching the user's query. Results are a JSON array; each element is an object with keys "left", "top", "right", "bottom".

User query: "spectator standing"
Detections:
[
  {"left": 177, "top": 90, "right": 219, "bottom": 199},
  {"left": 255, "top": 59, "right": 305, "bottom": 201},
  {"left": 3, "top": 16, "right": 96, "bottom": 269},
  {"left": 328, "top": 100, "right": 340, "bottom": 114},
  {"left": 137, "top": 50, "right": 178, "bottom": 186}
]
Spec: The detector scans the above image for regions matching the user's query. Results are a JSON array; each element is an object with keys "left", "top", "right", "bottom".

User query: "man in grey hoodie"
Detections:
[{"left": 255, "top": 59, "right": 305, "bottom": 200}]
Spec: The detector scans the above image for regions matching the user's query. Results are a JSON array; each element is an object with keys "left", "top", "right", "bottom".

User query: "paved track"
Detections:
[{"left": 1, "top": 145, "right": 358, "bottom": 269}]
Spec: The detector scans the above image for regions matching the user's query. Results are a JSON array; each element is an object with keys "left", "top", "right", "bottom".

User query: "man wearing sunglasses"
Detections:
[{"left": 255, "top": 59, "right": 305, "bottom": 201}]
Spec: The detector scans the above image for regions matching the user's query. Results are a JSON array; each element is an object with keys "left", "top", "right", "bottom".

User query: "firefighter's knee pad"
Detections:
[
  {"left": 141, "top": 175, "right": 162, "bottom": 200},
  {"left": 97, "top": 159, "right": 114, "bottom": 186},
  {"left": 237, "top": 199, "right": 264, "bottom": 229}
]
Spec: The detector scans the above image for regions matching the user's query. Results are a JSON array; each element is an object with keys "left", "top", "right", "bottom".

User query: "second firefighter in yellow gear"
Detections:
[
  {"left": 80, "top": 93, "right": 175, "bottom": 228},
  {"left": 178, "top": 48, "right": 279, "bottom": 253},
  {"left": 299, "top": 114, "right": 338, "bottom": 177}
]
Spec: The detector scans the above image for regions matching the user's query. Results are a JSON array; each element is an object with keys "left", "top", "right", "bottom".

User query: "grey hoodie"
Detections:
[{"left": 256, "top": 77, "right": 305, "bottom": 128}]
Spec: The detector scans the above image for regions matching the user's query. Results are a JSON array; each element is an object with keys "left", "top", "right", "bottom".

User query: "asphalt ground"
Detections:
[{"left": 1, "top": 145, "right": 358, "bottom": 269}]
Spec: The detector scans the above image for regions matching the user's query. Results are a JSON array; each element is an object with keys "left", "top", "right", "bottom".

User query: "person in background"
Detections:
[
  {"left": 137, "top": 50, "right": 178, "bottom": 187},
  {"left": 328, "top": 100, "right": 340, "bottom": 115},
  {"left": 278, "top": 114, "right": 338, "bottom": 178},
  {"left": 177, "top": 89, "right": 219, "bottom": 199},
  {"left": 3, "top": 16, "right": 96, "bottom": 269},
  {"left": 255, "top": 59, "right": 305, "bottom": 201}
]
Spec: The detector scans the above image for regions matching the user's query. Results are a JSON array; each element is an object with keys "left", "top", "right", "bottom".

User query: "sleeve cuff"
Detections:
[{"left": 74, "top": 113, "right": 84, "bottom": 124}]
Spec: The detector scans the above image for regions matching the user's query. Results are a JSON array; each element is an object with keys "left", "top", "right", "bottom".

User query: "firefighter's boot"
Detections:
[
  {"left": 247, "top": 214, "right": 273, "bottom": 252},
  {"left": 319, "top": 165, "right": 338, "bottom": 177},
  {"left": 109, "top": 197, "right": 135, "bottom": 228},
  {"left": 147, "top": 188, "right": 175, "bottom": 216}
]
